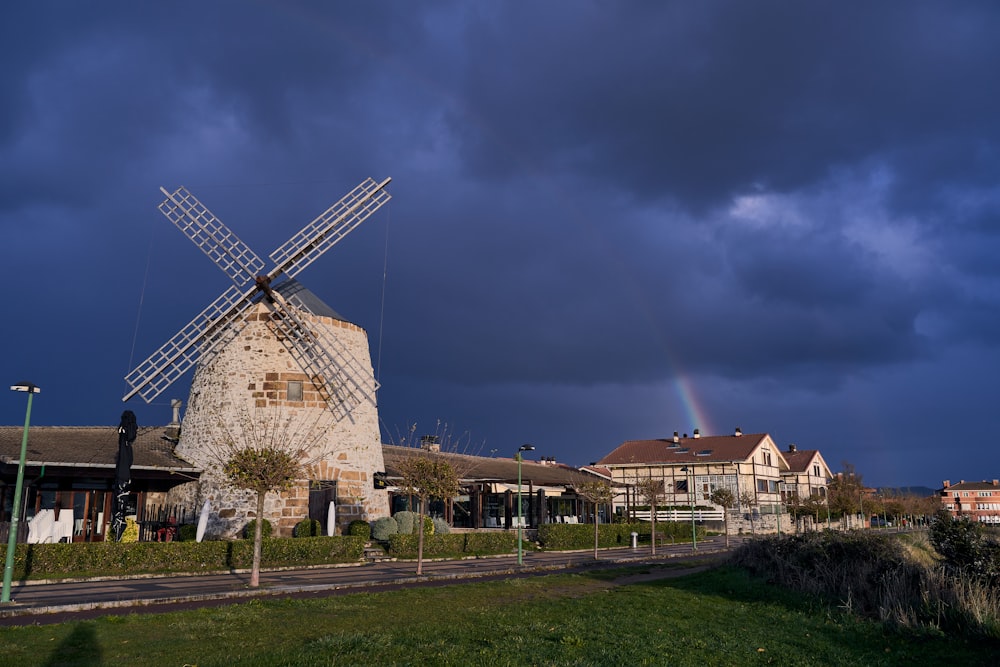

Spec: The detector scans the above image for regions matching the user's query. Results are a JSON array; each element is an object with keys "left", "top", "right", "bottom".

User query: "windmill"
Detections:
[
  {"left": 123, "top": 177, "right": 391, "bottom": 421},
  {"left": 123, "top": 177, "right": 393, "bottom": 536}
]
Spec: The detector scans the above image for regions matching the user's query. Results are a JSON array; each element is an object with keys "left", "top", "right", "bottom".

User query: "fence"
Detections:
[
  {"left": 632, "top": 508, "right": 724, "bottom": 522},
  {"left": 137, "top": 503, "right": 196, "bottom": 542}
]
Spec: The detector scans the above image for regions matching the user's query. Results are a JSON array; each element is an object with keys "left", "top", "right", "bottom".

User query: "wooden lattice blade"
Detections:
[
  {"left": 268, "top": 177, "right": 391, "bottom": 281},
  {"left": 159, "top": 186, "right": 266, "bottom": 290}
]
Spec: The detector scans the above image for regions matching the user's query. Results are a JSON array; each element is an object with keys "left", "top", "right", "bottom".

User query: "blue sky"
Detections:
[{"left": 3, "top": 2, "right": 1000, "bottom": 488}]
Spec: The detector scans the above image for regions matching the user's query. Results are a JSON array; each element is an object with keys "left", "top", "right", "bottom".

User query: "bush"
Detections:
[
  {"left": 536, "top": 521, "right": 702, "bottom": 551},
  {"left": 371, "top": 516, "right": 398, "bottom": 541},
  {"left": 294, "top": 518, "right": 323, "bottom": 537},
  {"left": 243, "top": 519, "right": 273, "bottom": 539},
  {"left": 394, "top": 511, "right": 417, "bottom": 535},
  {"left": 119, "top": 518, "right": 140, "bottom": 543},
  {"left": 387, "top": 532, "right": 517, "bottom": 559},
  {"left": 730, "top": 530, "right": 1000, "bottom": 638},
  {"left": 432, "top": 517, "right": 450, "bottom": 535},
  {"left": 347, "top": 520, "right": 371, "bottom": 539},
  {"left": 10, "top": 536, "right": 367, "bottom": 580},
  {"left": 176, "top": 523, "right": 197, "bottom": 542},
  {"left": 929, "top": 513, "right": 1000, "bottom": 579}
]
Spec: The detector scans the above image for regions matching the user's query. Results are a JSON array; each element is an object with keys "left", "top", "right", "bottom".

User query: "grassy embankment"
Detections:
[{"left": 2, "top": 561, "right": 997, "bottom": 666}]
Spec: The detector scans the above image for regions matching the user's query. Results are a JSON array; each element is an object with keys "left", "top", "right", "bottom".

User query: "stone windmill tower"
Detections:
[{"left": 123, "top": 178, "right": 392, "bottom": 537}]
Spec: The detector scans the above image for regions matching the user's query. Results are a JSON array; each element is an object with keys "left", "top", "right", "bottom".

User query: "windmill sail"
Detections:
[{"left": 123, "top": 177, "right": 392, "bottom": 425}]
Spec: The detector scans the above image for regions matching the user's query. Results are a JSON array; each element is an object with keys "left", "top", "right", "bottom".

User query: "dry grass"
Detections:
[{"left": 730, "top": 530, "right": 1000, "bottom": 639}]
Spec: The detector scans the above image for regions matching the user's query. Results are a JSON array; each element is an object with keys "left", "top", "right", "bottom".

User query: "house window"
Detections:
[
  {"left": 813, "top": 465, "right": 821, "bottom": 477},
  {"left": 287, "top": 380, "right": 303, "bottom": 402}
]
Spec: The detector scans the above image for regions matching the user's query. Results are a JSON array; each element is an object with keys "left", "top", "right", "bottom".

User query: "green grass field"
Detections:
[{"left": 2, "top": 565, "right": 997, "bottom": 666}]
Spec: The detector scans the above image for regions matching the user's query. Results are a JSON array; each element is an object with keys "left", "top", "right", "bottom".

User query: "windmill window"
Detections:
[{"left": 287, "top": 381, "right": 303, "bottom": 402}]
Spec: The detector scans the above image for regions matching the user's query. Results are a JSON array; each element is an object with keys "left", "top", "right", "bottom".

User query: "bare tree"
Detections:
[
  {"left": 635, "top": 478, "right": 665, "bottom": 555},
  {"left": 212, "top": 407, "right": 328, "bottom": 588},
  {"left": 395, "top": 456, "right": 460, "bottom": 575},
  {"left": 710, "top": 487, "right": 735, "bottom": 547},
  {"left": 576, "top": 480, "right": 615, "bottom": 560}
]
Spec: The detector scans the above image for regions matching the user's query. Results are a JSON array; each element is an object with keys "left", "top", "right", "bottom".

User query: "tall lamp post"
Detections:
[
  {"left": 680, "top": 466, "right": 697, "bottom": 552},
  {"left": 516, "top": 444, "right": 535, "bottom": 566},
  {"left": 3, "top": 382, "right": 40, "bottom": 604}
]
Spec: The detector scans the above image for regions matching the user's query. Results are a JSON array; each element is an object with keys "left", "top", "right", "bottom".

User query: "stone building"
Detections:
[{"left": 164, "top": 281, "right": 388, "bottom": 538}]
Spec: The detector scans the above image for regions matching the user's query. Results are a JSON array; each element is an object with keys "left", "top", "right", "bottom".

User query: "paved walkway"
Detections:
[{"left": 0, "top": 536, "right": 739, "bottom": 623}]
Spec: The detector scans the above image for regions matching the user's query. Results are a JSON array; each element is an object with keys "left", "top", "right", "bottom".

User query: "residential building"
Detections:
[
  {"left": 596, "top": 428, "right": 792, "bottom": 524},
  {"left": 939, "top": 479, "right": 1000, "bottom": 524},
  {"left": 780, "top": 444, "right": 833, "bottom": 504}
]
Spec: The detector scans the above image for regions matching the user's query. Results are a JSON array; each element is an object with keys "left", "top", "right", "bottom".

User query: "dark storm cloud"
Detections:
[
  {"left": 450, "top": 2, "right": 1000, "bottom": 209},
  {"left": 3, "top": 2, "right": 1000, "bottom": 486}
]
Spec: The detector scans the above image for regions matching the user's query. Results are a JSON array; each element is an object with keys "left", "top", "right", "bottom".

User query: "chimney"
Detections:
[
  {"left": 693, "top": 428, "right": 700, "bottom": 439},
  {"left": 788, "top": 444, "right": 797, "bottom": 453},
  {"left": 943, "top": 480, "right": 950, "bottom": 488},
  {"left": 734, "top": 426, "right": 742, "bottom": 437},
  {"left": 170, "top": 399, "right": 183, "bottom": 426},
  {"left": 994, "top": 480, "right": 999, "bottom": 486},
  {"left": 673, "top": 431, "right": 679, "bottom": 443},
  {"left": 163, "top": 399, "right": 183, "bottom": 443}
]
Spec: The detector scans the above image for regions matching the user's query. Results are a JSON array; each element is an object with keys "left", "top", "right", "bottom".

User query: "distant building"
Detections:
[{"left": 939, "top": 479, "right": 1000, "bottom": 524}]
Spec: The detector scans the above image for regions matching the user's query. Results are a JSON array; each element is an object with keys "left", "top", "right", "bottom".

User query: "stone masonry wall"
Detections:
[{"left": 166, "top": 303, "right": 389, "bottom": 538}]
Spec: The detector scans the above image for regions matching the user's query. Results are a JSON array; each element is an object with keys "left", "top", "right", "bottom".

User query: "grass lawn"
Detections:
[{"left": 1, "top": 565, "right": 997, "bottom": 666}]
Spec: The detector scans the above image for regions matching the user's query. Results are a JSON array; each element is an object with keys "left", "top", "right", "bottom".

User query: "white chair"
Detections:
[
  {"left": 53, "top": 510, "right": 74, "bottom": 542},
  {"left": 27, "top": 509, "right": 55, "bottom": 543}
]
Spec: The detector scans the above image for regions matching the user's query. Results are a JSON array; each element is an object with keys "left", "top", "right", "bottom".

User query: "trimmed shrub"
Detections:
[
  {"left": 243, "top": 518, "right": 273, "bottom": 539},
  {"left": 536, "top": 521, "right": 702, "bottom": 551},
  {"left": 394, "top": 511, "right": 417, "bottom": 535},
  {"left": 294, "top": 518, "right": 323, "bottom": 537},
  {"left": 387, "top": 532, "right": 517, "bottom": 559},
  {"left": 176, "top": 523, "right": 197, "bottom": 542},
  {"left": 432, "top": 517, "right": 450, "bottom": 535},
  {"left": 121, "top": 518, "right": 140, "bottom": 543},
  {"left": 10, "top": 536, "right": 367, "bottom": 581},
  {"left": 371, "top": 516, "right": 398, "bottom": 541},
  {"left": 347, "top": 520, "right": 371, "bottom": 540}
]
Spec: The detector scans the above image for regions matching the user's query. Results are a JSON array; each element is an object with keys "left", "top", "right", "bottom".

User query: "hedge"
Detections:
[
  {"left": 8, "top": 536, "right": 366, "bottom": 581},
  {"left": 386, "top": 532, "right": 518, "bottom": 559},
  {"left": 536, "top": 522, "right": 703, "bottom": 551}
]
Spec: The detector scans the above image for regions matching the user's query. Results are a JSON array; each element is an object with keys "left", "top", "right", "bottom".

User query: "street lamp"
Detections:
[
  {"left": 3, "top": 382, "right": 40, "bottom": 604},
  {"left": 680, "top": 466, "right": 697, "bottom": 552},
  {"left": 516, "top": 444, "right": 535, "bottom": 566}
]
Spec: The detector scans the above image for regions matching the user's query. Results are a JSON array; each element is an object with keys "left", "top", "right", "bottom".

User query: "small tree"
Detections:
[
  {"left": 709, "top": 487, "right": 735, "bottom": 547},
  {"left": 396, "top": 455, "right": 460, "bottom": 574},
  {"left": 576, "top": 480, "right": 615, "bottom": 560},
  {"left": 212, "top": 407, "right": 326, "bottom": 588},
  {"left": 635, "top": 478, "right": 665, "bottom": 555}
]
